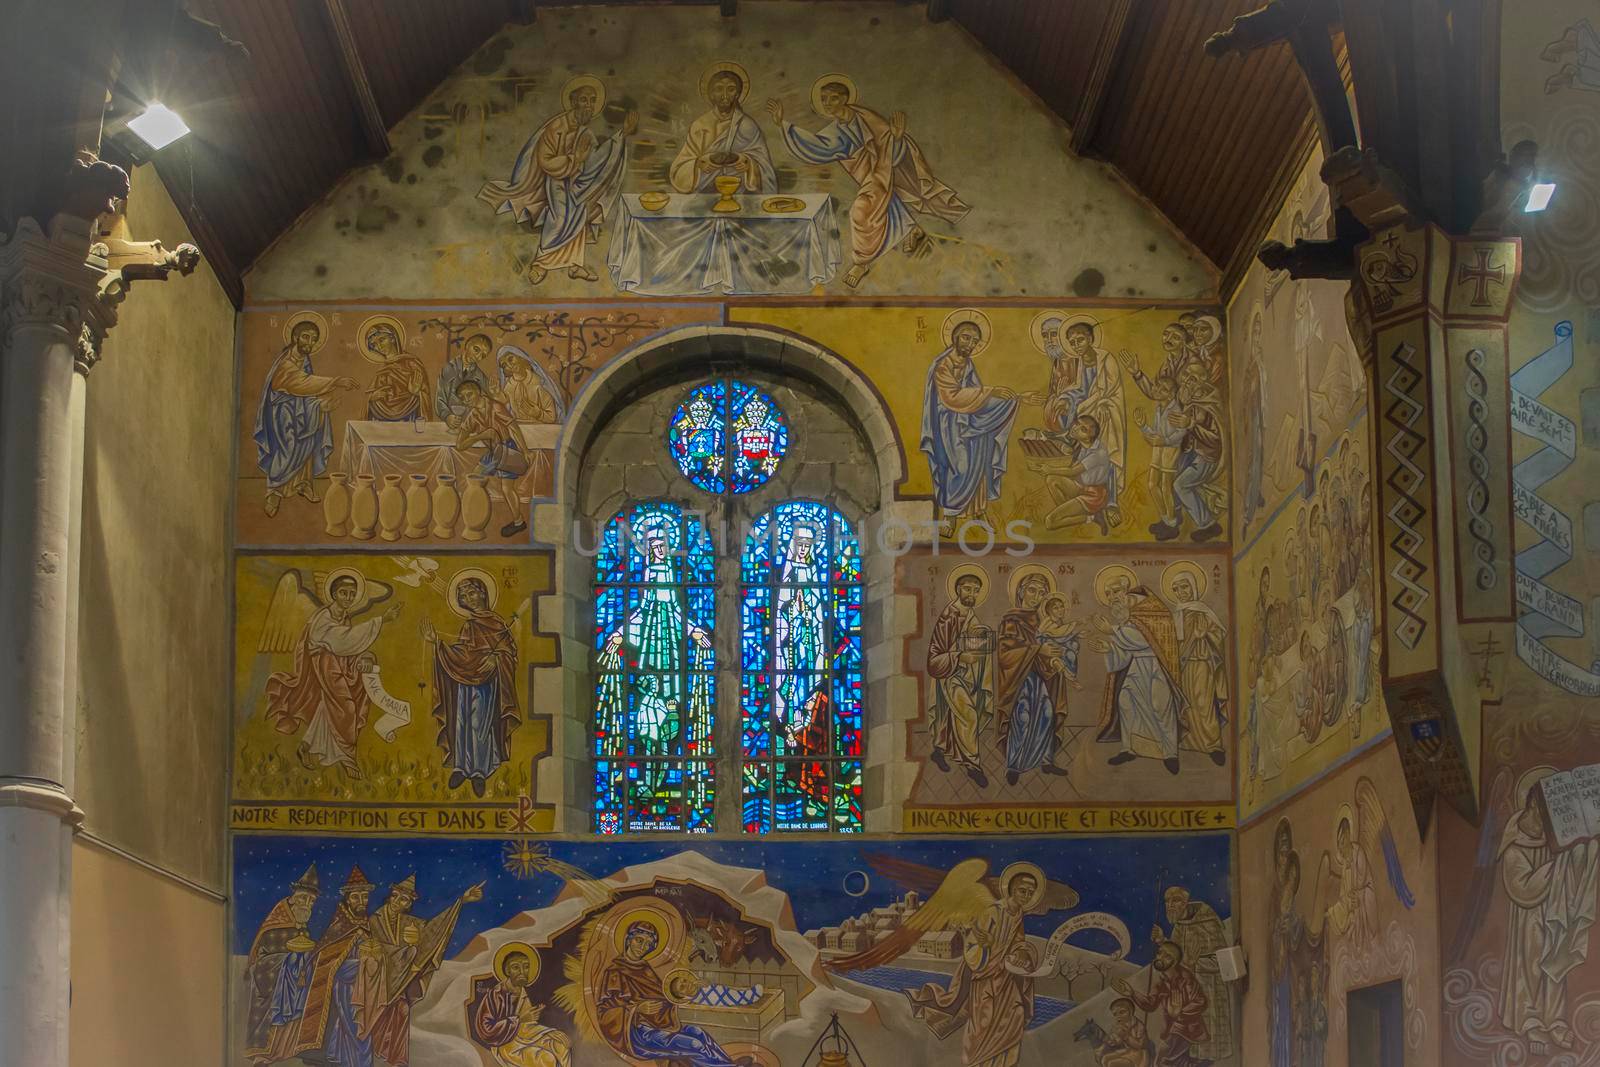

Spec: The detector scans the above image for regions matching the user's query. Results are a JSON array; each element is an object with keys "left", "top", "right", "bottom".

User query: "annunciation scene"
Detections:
[{"left": 232, "top": 553, "right": 555, "bottom": 835}]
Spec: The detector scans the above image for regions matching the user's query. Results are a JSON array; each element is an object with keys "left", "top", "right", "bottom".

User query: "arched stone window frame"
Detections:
[{"left": 532, "top": 325, "right": 931, "bottom": 834}]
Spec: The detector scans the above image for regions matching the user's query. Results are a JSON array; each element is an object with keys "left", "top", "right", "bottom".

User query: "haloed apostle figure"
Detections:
[
  {"left": 1089, "top": 567, "right": 1185, "bottom": 776},
  {"left": 671, "top": 62, "right": 775, "bottom": 194},
  {"left": 263, "top": 569, "right": 402, "bottom": 778},
  {"left": 927, "top": 565, "right": 995, "bottom": 787},
  {"left": 243, "top": 865, "right": 320, "bottom": 1066},
  {"left": 423, "top": 573, "right": 520, "bottom": 798},
  {"left": 994, "top": 568, "right": 1075, "bottom": 786},
  {"left": 768, "top": 73, "right": 968, "bottom": 287},
  {"left": 470, "top": 944, "right": 572, "bottom": 1067},
  {"left": 596, "top": 919, "right": 754, "bottom": 1067},
  {"left": 479, "top": 74, "right": 638, "bottom": 285},
  {"left": 921, "top": 312, "right": 1035, "bottom": 535},
  {"left": 361, "top": 317, "right": 430, "bottom": 422},
  {"left": 254, "top": 315, "right": 358, "bottom": 517}
]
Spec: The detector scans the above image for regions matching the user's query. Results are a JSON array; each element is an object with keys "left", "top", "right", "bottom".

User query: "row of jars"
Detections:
[{"left": 321, "top": 472, "right": 499, "bottom": 542}]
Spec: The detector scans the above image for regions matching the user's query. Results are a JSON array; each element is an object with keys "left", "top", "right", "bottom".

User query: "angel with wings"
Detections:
[
  {"left": 260, "top": 567, "right": 401, "bottom": 777},
  {"left": 1314, "top": 776, "right": 1414, "bottom": 950},
  {"left": 826, "top": 854, "right": 1079, "bottom": 1067}
]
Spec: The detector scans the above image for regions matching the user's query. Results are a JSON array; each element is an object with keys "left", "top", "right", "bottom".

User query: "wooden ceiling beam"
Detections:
[
  {"left": 1069, "top": 0, "right": 1134, "bottom": 156},
  {"left": 150, "top": 154, "right": 244, "bottom": 308},
  {"left": 320, "top": 0, "right": 391, "bottom": 160}
]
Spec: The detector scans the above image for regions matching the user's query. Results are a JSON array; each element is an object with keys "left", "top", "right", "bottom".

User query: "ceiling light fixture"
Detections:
[{"left": 125, "top": 103, "right": 190, "bottom": 151}]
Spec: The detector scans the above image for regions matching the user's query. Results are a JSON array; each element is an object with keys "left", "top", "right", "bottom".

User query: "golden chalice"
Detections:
[{"left": 711, "top": 174, "right": 743, "bottom": 214}]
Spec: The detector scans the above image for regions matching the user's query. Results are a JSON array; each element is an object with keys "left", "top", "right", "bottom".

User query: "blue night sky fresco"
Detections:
[{"left": 234, "top": 834, "right": 1232, "bottom": 964}]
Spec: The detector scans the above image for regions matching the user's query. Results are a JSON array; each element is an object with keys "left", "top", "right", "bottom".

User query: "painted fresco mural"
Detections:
[
  {"left": 242, "top": 5, "right": 1214, "bottom": 304},
  {"left": 1226, "top": 149, "right": 1389, "bottom": 823},
  {"left": 898, "top": 549, "right": 1235, "bottom": 828},
  {"left": 1239, "top": 740, "right": 1439, "bottom": 1067},
  {"left": 226, "top": 7, "right": 1250, "bottom": 1066},
  {"left": 236, "top": 304, "right": 714, "bottom": 548},
  {"left": 232, "top": 554, "right": 556, "bottom": 835},
  {"left": 231, "top": 834, "right": 1237, "bottom": 1066},
  {"left": 737, "top": 304, "right": 1229, "bottom": 546},
  {"left": 1437, "top": 9, "right": 1600, "bottom": 1064}
]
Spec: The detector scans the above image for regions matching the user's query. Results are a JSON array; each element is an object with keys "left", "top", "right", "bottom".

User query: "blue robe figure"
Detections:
[
  {"left": 254, "top": 322, "right": 345, "bottom": 514},
  {"left": 920, "top": 325, "right": 1020, "bottom": 526},
  {"left": 477, "top": 75, "right": 632, "bottom": 284}
]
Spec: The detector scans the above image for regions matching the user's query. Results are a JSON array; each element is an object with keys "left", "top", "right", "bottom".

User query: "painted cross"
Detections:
[{"left": 1457, "top": 247, "right": 1506, "bottom": 308}]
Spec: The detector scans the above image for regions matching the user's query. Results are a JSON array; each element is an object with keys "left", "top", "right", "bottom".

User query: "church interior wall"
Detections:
[
  {"left": 70, "top": 839, "right": 226, "bottom": 1067},
  {"left": 227, "top": 5, "right": 1247, "bottom": 1064},
  {"left": 77, "top": 161, "right": 235, "bottom": 890},
  {"left": 1437, "top": 5, "right": 1600, "bottom": 1062}
]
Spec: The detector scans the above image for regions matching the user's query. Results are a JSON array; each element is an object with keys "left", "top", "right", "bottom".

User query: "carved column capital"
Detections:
[{"left": 0, "top": 216, "right": 117, "bottom": 374}]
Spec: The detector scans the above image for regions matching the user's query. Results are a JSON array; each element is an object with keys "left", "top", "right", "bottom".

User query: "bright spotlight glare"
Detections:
[
  {"left": 1525, "top": 182, "right": 1557, "bottom": 213},
  {"left": 126, "top": 103, "right": 190, "bottom": 150}
]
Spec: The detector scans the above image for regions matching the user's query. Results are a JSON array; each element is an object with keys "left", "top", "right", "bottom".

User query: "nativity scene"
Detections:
[{"left": 5, "top": 5, "right": 1590, "bottom": 1067}]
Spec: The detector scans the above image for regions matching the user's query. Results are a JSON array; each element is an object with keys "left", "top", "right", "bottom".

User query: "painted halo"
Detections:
[
  {"left": 810, "top": 72, "right": 859, "bottom": 115},
  {"left": 357, "top": 313, "right": 407, "bottom": 364},
  {"left": 1058, "top": 313, "right": 1103, "bottom": 349},
  {"left": 1092, "top": 563, "right": 1139, "bottom": 607},
  {"left": 612, "top": 907, "right": 672, "bottom": 960},
  {"left": 1514, "top": 765, "right": 1558, "bottom": 810},
  {"left": 494, "top": 941, "right": 540, "bottom": 985},
  {"left": 1333, "top": 803, "right": 1355, "bottom": 839},
  {"left": 663, "top": 967, "right": 701, "bottom": 1004},
  {"left": 700, "top": 60, "right": 752, "bottom": 103},
  {"left": 561, "top": 74, "right": 606, "bottom": 113},
  {"left": 1160, "top": 560, "right": 1207, "bottom": 604},
  {"left": 1007, "top": 563, "right": 1055, "bottom": 605},
  {"left": 941, "top": 307, "right": 993, "bottom": 355},
  {"left": 282, "top": 310, "right": 329, "bottom": 351},
  {"left": 1029, "top": 310, "right": 1068, "bottom": 354},
  {"left": 321, "top": 566, "right": 373, "bottom": 613},
  {"left": 998, "top": 862, "right": 1047, "bottom": 911},
  {"left": 946, "top": 562, "right": 990, "bottom": 606},
  {"left": 446, "top": 566, "right": 499, "bottom": 618}
]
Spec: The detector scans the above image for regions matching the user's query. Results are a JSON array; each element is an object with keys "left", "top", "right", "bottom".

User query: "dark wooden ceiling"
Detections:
[{"left": 117, "top": 0, "right": 1314, "bottom": 306}]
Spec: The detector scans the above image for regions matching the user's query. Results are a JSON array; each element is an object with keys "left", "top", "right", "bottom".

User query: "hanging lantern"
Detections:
[{"left": 801, "top": 1012, "right": 866, "bottom": 1067}]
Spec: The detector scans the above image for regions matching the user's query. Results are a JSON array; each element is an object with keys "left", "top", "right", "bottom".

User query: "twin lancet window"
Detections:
[{"left": 593, "top": 381, "right": 864, "bottom": 834}]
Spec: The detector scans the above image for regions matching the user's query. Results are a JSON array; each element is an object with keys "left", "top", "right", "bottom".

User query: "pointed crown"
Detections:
[
  {"left": 340, "top": 865, "right": 373, "bottom": 893},
  {"left": 292, "top": 864, "right": 319, "bottom": 893}
]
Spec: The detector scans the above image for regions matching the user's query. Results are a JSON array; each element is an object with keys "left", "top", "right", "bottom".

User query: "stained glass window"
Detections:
[
  {"left": 593, "top": 502, "right": 717, "bottom": 833},
  {"left": 667, "top": 380, "right": 788, "bottom": 494},
  {"left": 740, "top": 502, "right": 863, "bottom": 833}
]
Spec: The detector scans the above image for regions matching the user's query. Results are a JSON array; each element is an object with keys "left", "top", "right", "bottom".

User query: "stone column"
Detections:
[
  {"left": 0, "top": 165, "right": 197, "bottom": 1067},
  {"left": 0, "top": 213, "right": 107, "bottom": 1067}
]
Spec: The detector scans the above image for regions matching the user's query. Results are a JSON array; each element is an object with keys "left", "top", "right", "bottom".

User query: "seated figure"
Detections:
[{"left": 596, "top": 921, "right": 753, "bottom": 1067}]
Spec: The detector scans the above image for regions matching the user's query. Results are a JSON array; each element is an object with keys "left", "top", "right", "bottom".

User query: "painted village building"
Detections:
[{"left": 2, "top": 2, "right": 1598, "bottom": 1066}]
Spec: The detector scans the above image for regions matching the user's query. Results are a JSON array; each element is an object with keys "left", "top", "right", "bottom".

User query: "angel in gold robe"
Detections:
[{"left": 827, "top": 856, "right": 1079, "bottom": 1067}]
